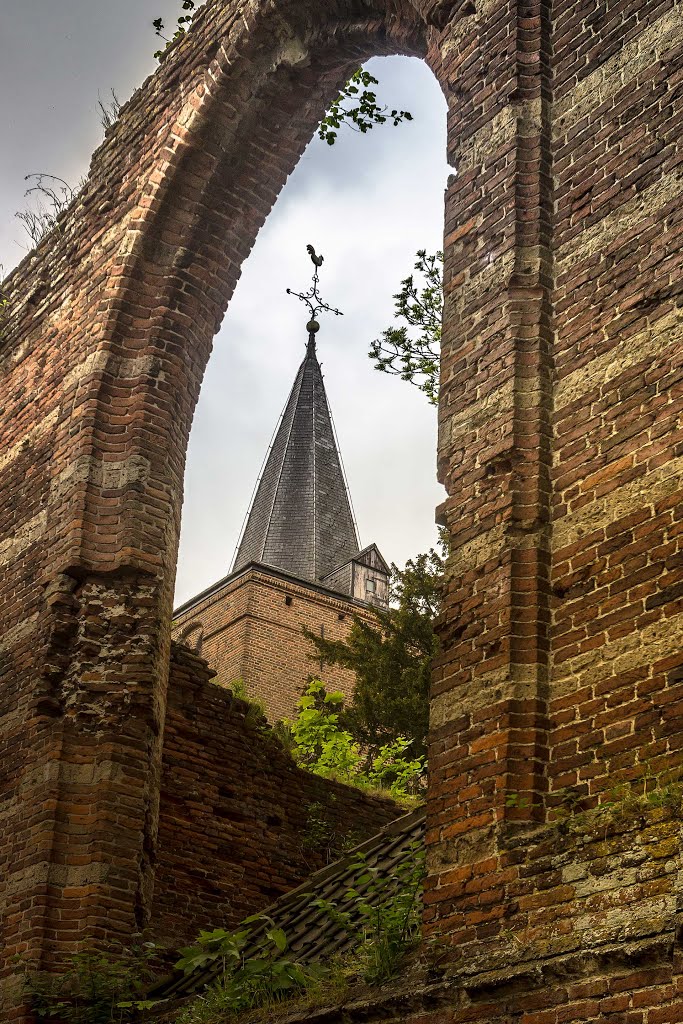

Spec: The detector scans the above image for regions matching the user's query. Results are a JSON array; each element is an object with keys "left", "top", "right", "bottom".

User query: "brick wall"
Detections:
[
  {"left": 0, "top": 0, "right": 682, "bottom": 1019},
  {"left": 259, "top": 802, "right": 683, "bottom": 1022},
  {"left": 172, "top": 566, "right": 376, "bottom": 722},
  {"left": 547, "top": 0, "right": 683, "bottom": 810},
  {"left": 152, "top": 644, "right": 399, "bottom": 950},
  {"left": 426, "top": 0, "right": 683, "bottom": 950}
]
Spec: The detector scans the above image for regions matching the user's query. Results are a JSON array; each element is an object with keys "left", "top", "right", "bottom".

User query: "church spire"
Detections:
[{"left": 232, "top": 248, "right": 359, "bottom": 583}]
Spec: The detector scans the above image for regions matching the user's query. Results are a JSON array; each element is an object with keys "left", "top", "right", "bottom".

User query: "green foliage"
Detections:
[
  {"left": 174, "top": 918, "right": 326, "bottom": 1022},
  {"left": 305, "top": 546, "right": 443, "bottom": 759},
  {"left": 505, "top": 792, "right": 531, "bottom": 809},
  {"left": 287, "top": 680, "right": 425, "bottom": 800},
  {"left": 367, "top": 738, "right": 425, "bottom": 799},
  {"left": 552, "top": 770, "right": 683, "bottom": 835},
  {"left": 301, "top": 799, "right": 336, "bottom": 851},
  {"left": 228, "top": 678, "right": 268, "bottom": 727},
  {"left": 174, "top": 842, "right": 425, "bottom": 1022},
  {"left": 289, "top": 680, "right": 362, "bottom": 780},
  {"left": 312, "top": 840, "right": 425, "bottom": 983},
  {"left": 370, "top": 250, "right": 443, "bottom": 404},
  {"left": 22, "top": 945, "right": 160, "bottom": 1024},
  {"left": 318, "top": 68, "right": 413, "bottom": 146},
  {"left": 153, "top": 1, "right": 197, "bottom": 60}
]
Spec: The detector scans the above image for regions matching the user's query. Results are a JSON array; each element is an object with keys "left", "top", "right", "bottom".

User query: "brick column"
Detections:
[{"left": 425, "top": 0, "right": 553, "bottom": 937}]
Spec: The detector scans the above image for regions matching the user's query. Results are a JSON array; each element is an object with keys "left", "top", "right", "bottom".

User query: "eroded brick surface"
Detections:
[{"left": 1, "top": 0, "right": 682, "bottom": 1019}]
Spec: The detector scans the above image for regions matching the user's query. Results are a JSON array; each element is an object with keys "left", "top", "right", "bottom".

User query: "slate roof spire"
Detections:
[{"left": 233, "top": 249, "right": 359, "bottom": 583}]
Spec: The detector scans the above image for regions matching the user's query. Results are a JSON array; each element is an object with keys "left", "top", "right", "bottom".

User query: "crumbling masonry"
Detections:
[{"left": 1, "top": 0, "right": 682, "bottom": 1020}]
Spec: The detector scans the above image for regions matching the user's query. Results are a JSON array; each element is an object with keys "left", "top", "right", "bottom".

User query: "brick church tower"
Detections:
[{"left": 172, "top": 306, "right": 390, "bottom": 722}]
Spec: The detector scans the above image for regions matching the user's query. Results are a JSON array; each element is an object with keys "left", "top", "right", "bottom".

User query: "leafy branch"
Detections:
[
  {"left": 153, "top": 1, "right": 196, "bottom": 60},
  {"left": 152, "top": 9, "right": 413, "bottom": 145},
  {"left": 318, "top": 68, "right": 413, "bottom": 146},
  {"left": 370, "top": 250, "right": 443, "bottom": 404}
]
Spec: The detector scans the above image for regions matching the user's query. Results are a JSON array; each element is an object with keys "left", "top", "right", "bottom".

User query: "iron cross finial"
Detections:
[{"left": 286, "top": 245, "right": 344, "bottom": 333}]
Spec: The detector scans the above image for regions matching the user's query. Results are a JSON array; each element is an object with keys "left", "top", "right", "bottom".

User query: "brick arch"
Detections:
[
  {"left": 7, "top": 0, "right": 680, "bottom": 1016},
  {"left": 2, "top": 0, "right": 564, "bottom": 1004},
  {"left": 179, "top": 622, "right": 203, "bottom": 654},
  {"left": 50, "top": 8, "right": 428, "bottom": 583},
  {"left": 1, "top": 0, "right": 458, "bottom": 1003}
]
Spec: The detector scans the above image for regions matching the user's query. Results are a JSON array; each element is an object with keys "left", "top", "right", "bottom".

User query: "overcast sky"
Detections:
[{"left": 1, "top": 2, "right": 450, "bottom": 607}]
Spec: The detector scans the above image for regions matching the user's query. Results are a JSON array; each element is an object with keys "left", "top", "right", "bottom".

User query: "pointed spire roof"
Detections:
[{"left": 233, "top": 332, "right": 360, "bottom": 583}]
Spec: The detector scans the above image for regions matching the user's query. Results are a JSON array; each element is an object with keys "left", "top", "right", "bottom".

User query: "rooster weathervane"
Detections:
[{"left": 286, "top": 245, "right": 344, "bottom": 331}]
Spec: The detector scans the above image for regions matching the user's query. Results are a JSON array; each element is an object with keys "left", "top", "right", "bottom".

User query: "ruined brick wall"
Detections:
[
  {"left": 1, "top": 0, "right": 683, "bottom": 1019},
  {"left": 258, "top": 802, "right": 683, "bottom": 1023},
  {"left": 427, "top": 0, "right": 683, "bottom": 957},
  {"left": 0, "top": 4, "right": 425, "bottom": 1012},
  {"left": 152, "top": 644, "right": 399, "bottom": 950},
  {"left": 172, "top": 567, "right": 376, "bottom": 722},
  {"left": 547, "top": 1, "right": 683, "bottom": 806}
]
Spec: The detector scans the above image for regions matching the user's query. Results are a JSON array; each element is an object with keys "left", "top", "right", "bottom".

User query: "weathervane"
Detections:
[{"left": 287, "top": 245, "right": 343, "bottom": 337}]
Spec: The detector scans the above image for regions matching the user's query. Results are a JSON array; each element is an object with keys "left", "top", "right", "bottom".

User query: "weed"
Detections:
[
  {"left": 98, "top": 90, "right": 122, "bottom": 132},
  {"left": 19, "top": 944, "right": 160, "bottom": 1024},
  {"left": 174, "top": 918, "right": 326, "bottom": 1023},
  {"left": 0, "top": 267, "right": 8, "bottom": 339},
  {"left": 16, "top": 174, "right": 82, "bottom": 247},
  {"left": 173, "top": 841, "right": 425, "bottom": 1021},
  {"left": 551, "top": 769, "right": 683, "bottom": 836},
  {"left": 311, "top": 840, "right": 425, "bottom": 984}
]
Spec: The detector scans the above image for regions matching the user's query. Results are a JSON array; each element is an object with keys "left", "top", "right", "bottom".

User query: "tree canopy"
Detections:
[{"left": 304, "top": 545, "right": 443, "bottom": 759}]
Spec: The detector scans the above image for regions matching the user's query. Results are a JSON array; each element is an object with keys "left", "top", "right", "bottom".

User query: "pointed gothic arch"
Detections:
[
  {"left": 2, "top": 0, "right": 562, "bottom": 998},
  {"left": 1, "top": 1, "right": 457, "bottom": 994}
]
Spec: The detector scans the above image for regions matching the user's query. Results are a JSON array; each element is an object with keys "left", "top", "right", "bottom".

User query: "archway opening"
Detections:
[
  {"left": 175, "top": 54, "right": 449, "bottom": 607},
  {"left": 159, "top": 49, "right": 450, "bottom": 971}
]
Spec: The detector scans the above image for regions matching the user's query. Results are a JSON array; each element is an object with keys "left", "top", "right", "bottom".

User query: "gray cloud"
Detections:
[{"left": 0, "top": 4, "right": 450, "bottom": 607}]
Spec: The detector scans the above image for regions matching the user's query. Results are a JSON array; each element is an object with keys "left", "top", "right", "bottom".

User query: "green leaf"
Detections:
[{"left": 268, "top": 927, "right": 288, "bottom": 952}]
